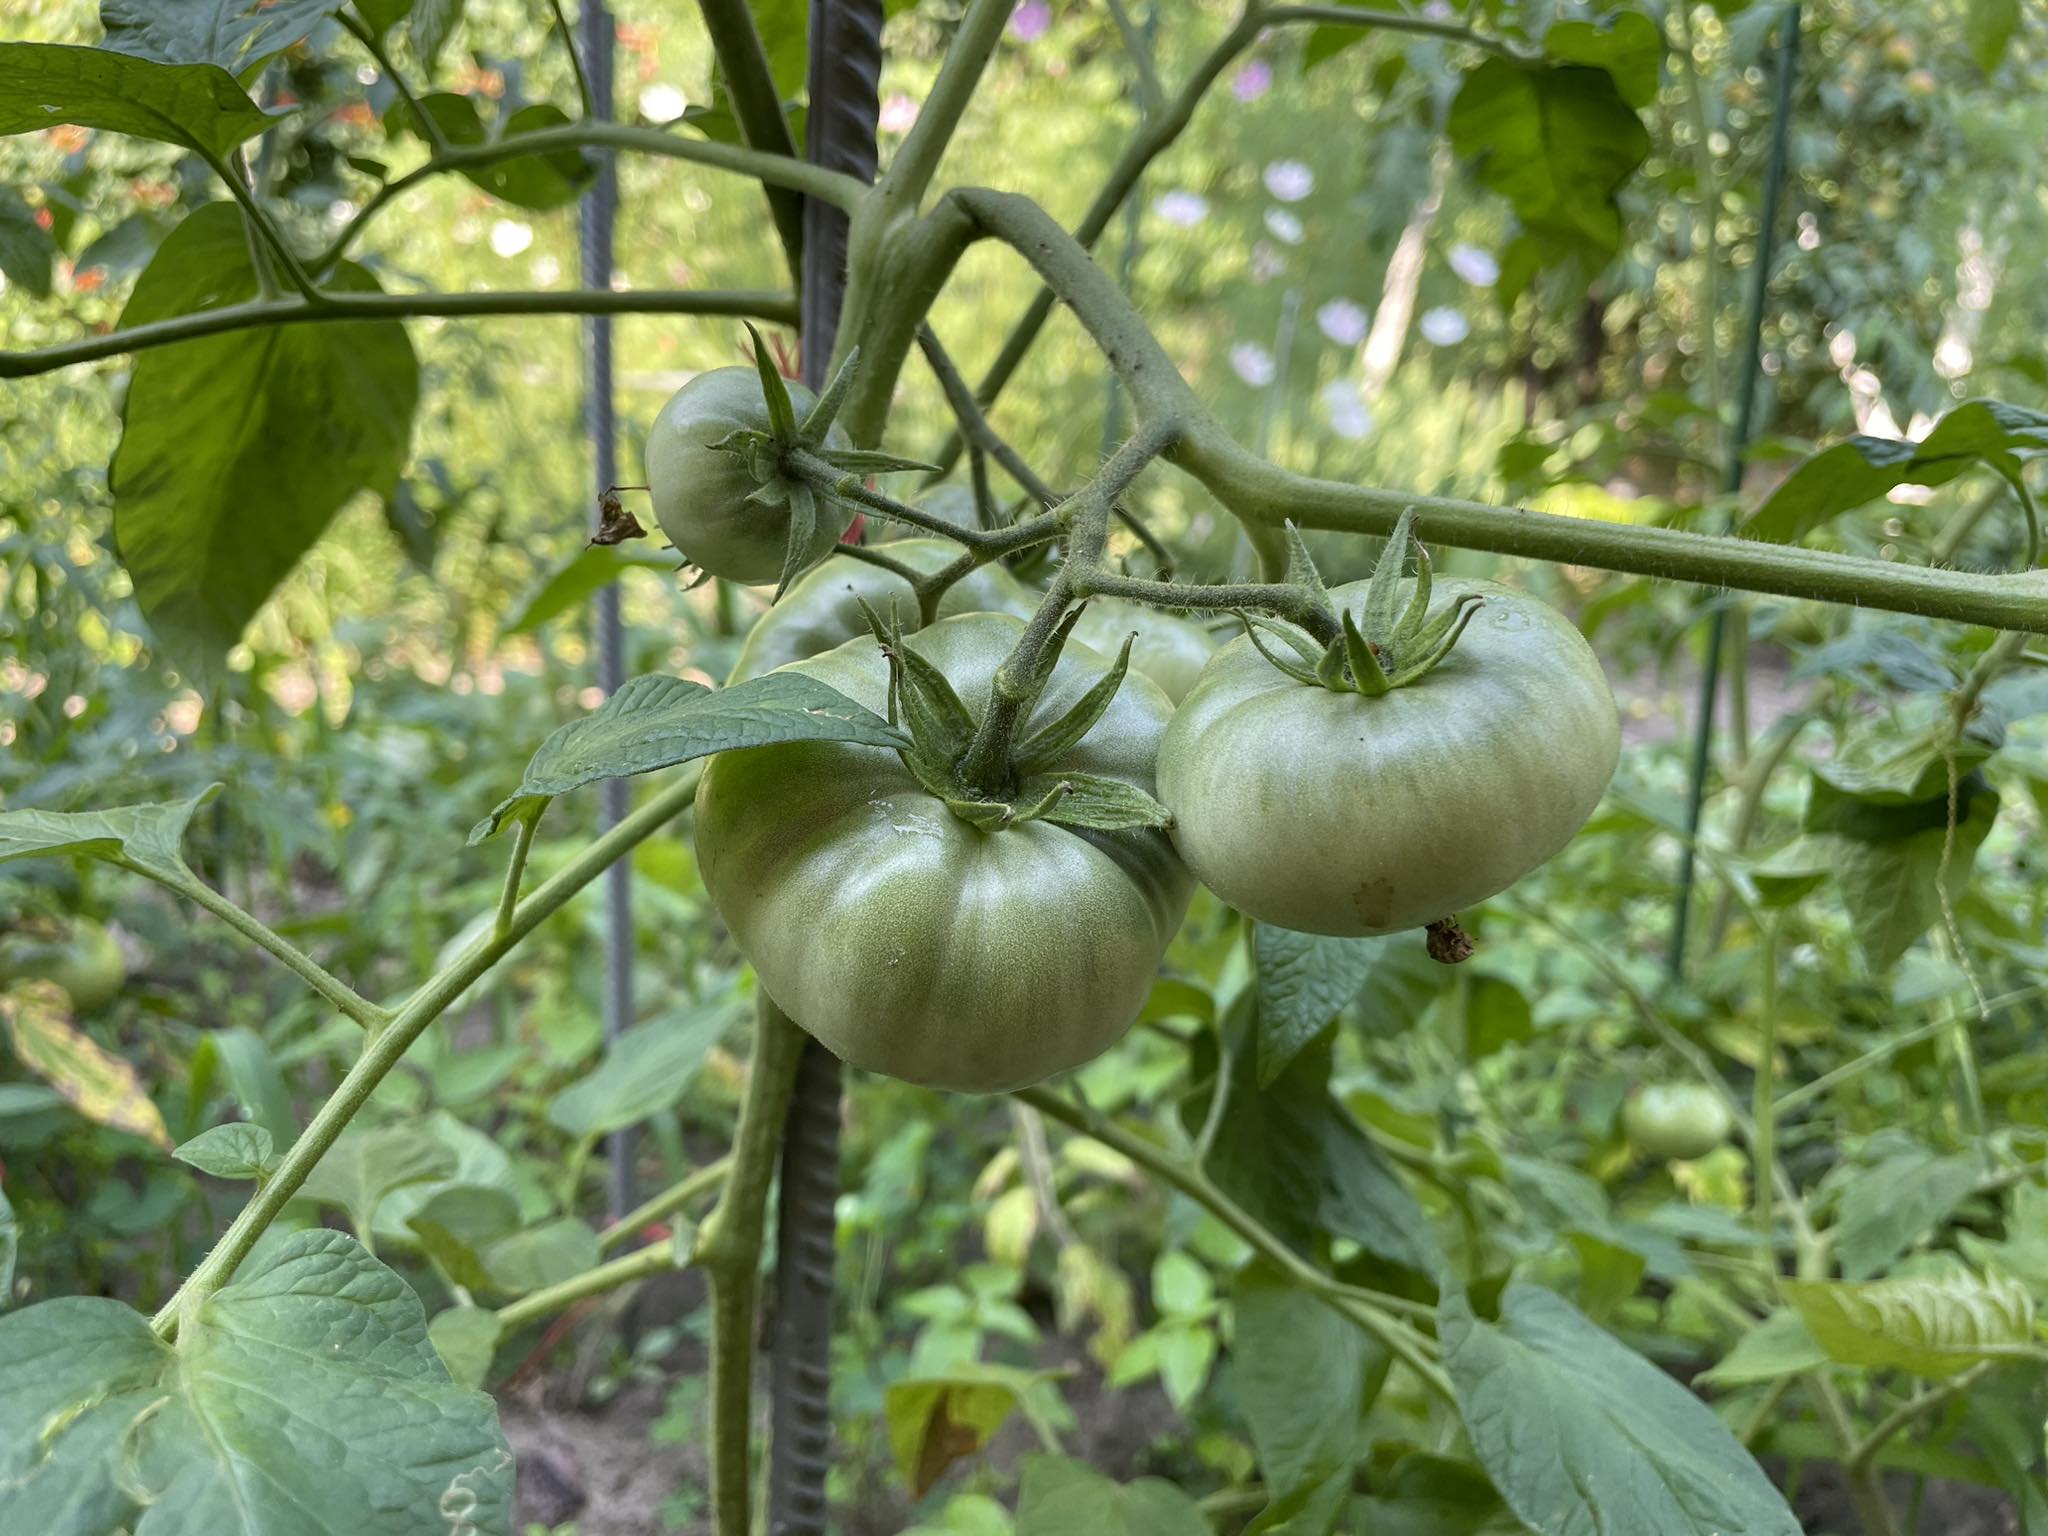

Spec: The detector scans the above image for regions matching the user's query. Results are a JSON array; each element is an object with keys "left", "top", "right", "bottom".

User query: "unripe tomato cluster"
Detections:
[{"left": 650, "top": 372, "right": 1620, "bottom": 1093}]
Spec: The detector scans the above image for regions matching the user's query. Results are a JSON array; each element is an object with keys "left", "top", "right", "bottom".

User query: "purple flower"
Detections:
[
  {"left": 1230, "top": 343, "right": 1277, "bottom": 386},
  {"left": 1262, "top": 159, "right": 1314, "bottom": 202},
  {"left": 1315, "top": 298, "right": 1369, "bottom": 346},
  {"left": 1447, "top": 243, "right": 1499, "bottom": 286},
  {"left": 1419, "top": 307, "right": 1470, "bottom": 346},
  {"left": 878, "top": 93, "right": 920, "bottom": 134},
  {"left": 1232, "top": 59, "right": 1273, "bottom": 102},
  {"left": 1321, "top": 379, "right": 1373, "bottom": 440},
  {"left": 1008, "top": 1, "right": 1051, "bottom": 42},
  {"left": 1152, "top": 190, "right": 1210, "bottom": 228},
  {"left": 1263, "top": 208, "right": 1304, "bottom": 245}
]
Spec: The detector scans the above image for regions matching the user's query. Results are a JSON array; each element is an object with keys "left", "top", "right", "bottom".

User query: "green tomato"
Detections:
[
  {"left": 695, "top": 613, "right": 1192, "bottom": 1092},
  {"left": 1156, "top": 577, "right": 1618, "bottom": 935},
  {"left": 1072, "top": 600, "right": 1218, "bottom": 705},
  {"left": 1622, "top": 1083, "right": 1734, "bottom": 1162},
  {"left": 0, "top": 919, "right": 127, "bottom": 1012},
  {"left": 727, "top": 538, "right": 1038, "bottom": 684},
  {"left": 643, "top": 367, "right": 852, "bottom": 584}
]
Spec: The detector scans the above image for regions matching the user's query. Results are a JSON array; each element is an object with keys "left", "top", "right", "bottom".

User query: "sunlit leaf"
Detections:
[
  {"left": 2, "top": 982, "right": 169, "bottom": 1150},
  {"left": 0, "top": 42, "right": 279, "bottom": 159},
  {"left": 100, "top": 0, "right": 343, "bottom": 80},
  {"left": 1782, "top": 1272, "right": 2035, "bottom": 1378}
]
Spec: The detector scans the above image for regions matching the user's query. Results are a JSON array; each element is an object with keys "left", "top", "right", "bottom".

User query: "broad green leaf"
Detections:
[
  {"left": 1543, "top": 12, "right": 1663, "bottom": 109},
  {"left": 0, "top": 42, "right": 279, "bottom": 159},
  {"left": 0, "top": 1228, "right": 511, "bottom": 1534},
  {"left": 1745, "top": 400, "right": 2048, "bottom": 545},
  {"left": 1565, "top": 1227, "right": 1645, "bottom": 1318},
  {"left": 100, "top": 0, "right": 342, "bottom": 79},
  {"left": 1697, "top": 1308, "right": 1829, "bottom": 1387},
  {"left": 1352, "top": 932, "right": 1455, "bottom": 1038},
  {"left": 1253, "top": 924, "right": 1380, "bottom": 1085},
  {"left": 389, "top": 93, "right": 593, "bottom": 210},
  {"left": 1967, "top": 0, "right": 2022, "bottom": 72},
  {"left": 113, "top": 204, "right": 419, "bottom": 673},
  {"left": 546, "top": 998, "right": 735, "bottom": 1140},
  {"left": 173, "top": 1121, "right": 275, "bottom": 1180},
  {"left": 406, "top": 1183, "right": 521, "bottom": 1292},
  {"left": 1189, "top": 1033, "right": 1438, "bottom": 1280},
  {"left": 355, "top": 0, "right": 417, "bottom": 35},
  {"left": 0, "top": 785, "right": 216, "bottom": 885},
  {"left": 484, "top": 1217, "right": 600, "bottom": 1296},
  {"left": 0, "top": 187, "right": 55, "bottom": 299},
  {"left": 505, "top": 542, "right": 676, "bottom": 635},
  {"left": 187, "top": 1025, "right": 296, "bottom": 1146},
  {"left": 1465, "top": 975, "right": 1534, "bottom": 1063},
  {"left": 1441, "top": 1283, "right": 1799, "bottom": 1536},
  {"left": 888, "top": 1366, "right": 1069, "bottom": 1499},
  {"left": 1234, "top": 1264, "right": 1382, "bottom": 1535},
  {"left": 1014, "top": 1454, "right": 1209, "bottom": 1536},
  {"left": 298, "top": 1120, "right": 460, "bottom": 1241},
  {"left": 1349, "top": 1452, "right": 1511, "bottom": 1536},
  {"left": 1782, "top": 1273, "right": 2035, "bottom": 1377},
  {"left": 409, "top": 0, "right": 467, "bottom": 72},
  {"left": 372, "top": 1109, "right": 520, "bottom": 1249},
  {"left": 475, "top": 671, "right": 907, "bottom": 840},
  {"left": 1446, "top": 58, "right": 1650, "bottom": 272},
  {"left": 1833, "top": 1148, "right": 1983, "bottom": 1281},
  {"left": 2, "top": 983, "right": 169, "bottom": 1149},
  {"left": 428, "top": 1305, "right": 502, "bottom": 1391},
  {"left": 1958, "top": 1182, "right": 2048, "bottom": 1293}
]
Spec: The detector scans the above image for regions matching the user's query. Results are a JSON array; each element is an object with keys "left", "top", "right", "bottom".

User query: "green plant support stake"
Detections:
[{"left": 1668, "top": 0, "right": 1801, "bottom": 979}]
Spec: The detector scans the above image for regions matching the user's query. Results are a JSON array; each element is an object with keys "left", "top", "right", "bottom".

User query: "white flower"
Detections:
[
  {"left": 878, "top": 92, "right": 920, "bottom": 134},
  {"left": 638, "top": 83, "right": 686, "bottom": 123},
  {"left": 1418, "top": 306, "right": 1469, "bottom": 346},
  {"left": 1315, "top": 298, "right": 1370, "bottom": 346},
  {"left": 1230, "top": 343, "right": 1277, "bottom": 386},
  {"left": 1446, "top": 243, "right": 1499, "bottom": 287},
  {"left": 1262, "top": 159, "right": 1314, "bottom": 202},
  {"left": 489, "top": 219, "right": 534, "bottom": 258},
  {"left": 1152, "top": 190, "right": 1210, "bottom": 228},
  {"left": 1321, "top": 379, "right": 1374, "bottom": 440},
  {"left": 1263, "top": 208, "right": 1304, "bottom": 245}
]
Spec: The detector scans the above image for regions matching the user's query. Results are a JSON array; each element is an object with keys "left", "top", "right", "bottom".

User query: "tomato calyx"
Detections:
[
  {"left": 705, "top": 325, "right": 939, "bottom": 598},
  {"left": 1242, "top": 510, "right": 1484, "bottom": 695},
  {"left": 853, "top": 599, "right": 1173, "bottom": 834}
]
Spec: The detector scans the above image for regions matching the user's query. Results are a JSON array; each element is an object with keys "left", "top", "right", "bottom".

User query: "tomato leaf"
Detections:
[
  {"left": 0, "top": 187, "right": 56, "bottom": 299},
  {"left": 1, "top": 983, "right": 170, "bottom": 1150},
  {"left": 409, "top": 0, "right": 467, "bottom": 73},
  {"left": 887, "top": 1366, "right": 1070, "bottom": 1498},
  {"left": 474, "top": 671, "right": 908, "bottom": 840},
  {"left": 547, "top": 997, "right": 736, "bottom": 1139},
  {"left": 173, "top": 1122, "right": 276, "bottom": 1181},
  {"left": 0, "top": 1229, "right": 511, "bottom": 1534},
  {"left": 1832, "top": 1146, "right": 1984, "bottom": 1281},
  {"left": 386, "top": 93, "right": 594, "bottom": 210},
  {"left": 428, "top": 1305, "right": 503, "bottom": 1391},
  {"left": 1015, "top": 1454, "right": 1209, "bottom": 1536},
  {"left": 1542, "top": 12, "right": 1663, "bottom": 110},
  {"left": 297, "top": 1121, "right": 460, "bottom": 1241},
  {"left": 113, "top": 203, "right": 419, "bottom": 675},
  {"left": 1697, "top": 1309, "right": 1830, "bottom": 1388},
  {"left": 1441, "top": 1283, "right": 1800, "bottom": 1536},
  {"left": 1252, "top": 925, "right": 1383, "bottom": 1085},
  {"left": 1745, "top": 399, "right": 2048, "bottom": 546},
  {"left": 0, "top": 785, "right": 217, "bottom": 885},
  {"left": 483, "top": 1218, "right": 600, "bottom": 1296},
  {"left": 0, "top": 42, "right": 282, "bottom": 159},
  {"left": 1782, "top": 1273, "right": 2035, "bottom": 1378},
  {"left": 99, "top": 0, "right": 343, "bottom": 80},
  {"left": 505, "top": 543, "right": 677, "bottom": 635}
]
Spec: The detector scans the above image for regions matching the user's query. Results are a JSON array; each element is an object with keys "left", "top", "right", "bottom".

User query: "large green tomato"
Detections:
[
  {"left": 695, "top": 614, "right": 1192, "bottom": 1092},
  {"left": 643, "top": 367, "right": 852, "bottom": 584},
  {"left": 1157, "top": 577, "right": 1618, "bottom": 935},
  {"left": 1073, "top": 600, "right": 1218, "bottom": 704},
  {"left": 1622, "top": 1083, "right": 1734, "bottom": 1161},
  {"left": 0, "top": 919, "right": 126, "bottom": 1012},
  {"left": 727, "top": 539, "right": 1038, "bottom": 683}
]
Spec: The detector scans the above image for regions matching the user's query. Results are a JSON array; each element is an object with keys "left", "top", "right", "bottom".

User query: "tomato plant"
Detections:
[{"left": 3, "top": 2, "right": 2048, "bottom": 1536}]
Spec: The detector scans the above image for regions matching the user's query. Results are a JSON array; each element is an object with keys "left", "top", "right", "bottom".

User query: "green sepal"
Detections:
[
  {"left": 854, "top": 595, "right": 908, "bottom": 727},
  {"left": 1314, "top": 635, "right": 1351, "bottom": 690},
  {"left": 1384, "top": 591, "right": 1484, "bottom": 686},
  {"left": 999, "top": 604, "right": 1084, "bottom": 736},
  {"left": 1359, "top": 507, "right": 1416, "bottom": 636},
  {"left": 744, "top": 478, "right": 792, "bottom": 509},
  {"left": 1342, "top": 610, "right": 1391, "bottom": 696},
  {"left": 772, "top": 481, "right": 819, "bottom": 602},
  {"left": 1031, "top": 771, "right": 1173, "bottom": 832},
  {"left": 1395, "top": 537, "right": 1434, "bottom": 636},
  {"left": 1282, "top": 519, "right": 1333, "bottom": 613},
  {"left": 820, "top": 447, "right": 944, "bottom": 476},
  {"left": 894, "top": 633, "right": 977, "bottom": 763},
  {"left": 903, "top": 749, "right": 964, "bottom": 804},
  {"left": 945, "top": 795, "right": 1021, "bottom": 830},
  {"left": 743, "top": 321, "right": 797, "bottom": 440},
  {"left": 1013, "top": 630, "right": 1132, "bottom": 777},
  {"left": 1238, "top": 612, "right": 1323, "bottom": 687},
  {"left": 798, "top": 344, "right": 860, "bottom": 443}
]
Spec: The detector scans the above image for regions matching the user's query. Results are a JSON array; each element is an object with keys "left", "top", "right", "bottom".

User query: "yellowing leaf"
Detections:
[
  {"left": 2, "top": 982, "right": 168, "bottom": 1149},
  {"left": 1781, "top": 1272, "right": 2036, "bottom": 1378}
]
